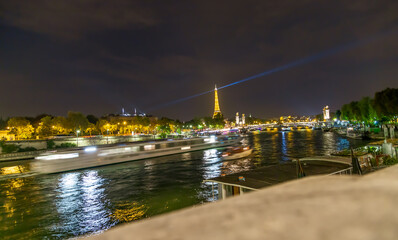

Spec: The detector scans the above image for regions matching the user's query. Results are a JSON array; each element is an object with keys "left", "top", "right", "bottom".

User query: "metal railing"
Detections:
[
  {"left": 0, "top": 150, "right": 47, "bottom": 161},
  {"left": 328, "top": 167, "right": 353, "bottom": 176}
]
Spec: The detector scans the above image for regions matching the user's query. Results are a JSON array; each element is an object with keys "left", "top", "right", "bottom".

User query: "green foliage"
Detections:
[
  {"left": 367, "top": 146, "right": 380, "bottom": 154},
  {"left": 86, "top": 122, "right": 97, "bottom": 136},
  {"left": 0, "top": 141, "right": 37, "bottom": 153},
  {"left": 358, "top": 97, "right": 378, "bottom": 123},
  {"left": 52, "top": 116, "right": 69, "bottom": 135},
  {"left": 37, "top": 116, "right": 54, "bottom": 138},
  {"left": 7, "top": 117, "right": 35, "bottom": 139},
  {"left": 383, "top": 156, "right": 398, "bottom": 165},
  {"left": 47, "top": 140, "right": 55, "bottom": 149},
  {"left": 86, "top": 114, "right": 99, "bottom": 124},
  {"left": 340, "top": 88, "right": 398, "bottom": 123},
  {"left": 67, "top": 111, "right": 89, "bottom": 132},
  {"left": 370, "top": 128, "right": 380, "bottom": 133},
  {"left": 0, "top": 141, "right": 20, "bottom": 153},
  {"left": 56, "top": 143, "right": 77, "bottom": 148},
  {"left": 315, "top": 114, "right": 323, "bottom": 121},
  {"left": 18, "top": 147, "right": 37, "bottom": 152},
  {"left": 157, "top": 124, "right": 171, "bottom": 135},
  {"left": 32, "top": 114, "right": 51, "bottom": 127},
  {"left": 335, "top": 110, "right": 341, "bottom": 120},
  {"left": 374, "top": 88, "right": 398, "bottom": 119},
  {"left": 159, "top": 132, "right": 167, "bottom": 139}
]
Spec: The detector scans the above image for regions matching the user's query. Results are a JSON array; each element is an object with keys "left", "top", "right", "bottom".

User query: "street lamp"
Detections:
[
  {"left": 107, "top": 129, "right": 109, "bottom": 144},
  {"left": 76, "top": 130, "right": 80, "bottom": 147}
]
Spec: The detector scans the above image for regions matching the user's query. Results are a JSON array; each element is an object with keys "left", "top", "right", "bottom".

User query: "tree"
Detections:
[
  {"left": 67, "top": 111, "right": 89, "bottom": 134},
  {"left": 86, "top": 123, "right": 96, "bottom": 136},
  {"left": 185, "top": 117, "right": 201, "bottom": 129},
  {"left": 358, "top": 97, "right": 378, "bottom": 124},
  {"left": 315, "top": 114, "right": 323, "bottom": 122},
  {"left": 0, "top": 117, "right": 7, "bottom": 129},
  {"left": 339, "top": 88, "right": 398, "bottom": 123},
  {"left": 7, "top": 117, "right": 34, "bottom": 139},
  {"left": 157, "top": 124, "right": 171, "bottom": 138},
  {"left": 32, "top": 113, "right": 51, "bottom": 128},
  {"left": 374, "top": 88, "right": 398, "bottom": 120},
  {"left": 335, "top": 110, "right": 341, "bottom": 120},
  {"left": 212, "top": 114, "right": 225, "bottom": 128},
  {"left": 97, "top": 119, "right": 111, "bottom": 135},
  {"left": 52, "top": 116, "right": 69, "bottom": 134},
  {"left": 349, "top": 101, "right": 361, "bottom": 121},
  {"left": 36, "top": 116, "right": 53, "bottom": 138},
  {"left": 87, "top": 114, "right": 99, "bottom": 124}
]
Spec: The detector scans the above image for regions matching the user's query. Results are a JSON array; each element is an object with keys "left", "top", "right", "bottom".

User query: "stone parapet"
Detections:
[{"left": 88, "top": 165, "right": 398, "bottom": 240}]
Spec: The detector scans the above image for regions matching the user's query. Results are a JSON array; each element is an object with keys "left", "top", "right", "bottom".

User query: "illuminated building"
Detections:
[
  {"left": 242, "top": 114, "right": 245, "bottom": 125},
  {"left": 120, "top": 107, "right": 146, "bottom": 117},
  {"left": 213, "top": 85, "right": 222, "bottom": 118},
  {"left": 0, "top": 130, "right": 15, "bottom": 141},
  {"left": 323, "top": 106, "right": 330, "bottom": 121},
  {"left": 236, "top": 112, "right": 239, "bottom": 125}
]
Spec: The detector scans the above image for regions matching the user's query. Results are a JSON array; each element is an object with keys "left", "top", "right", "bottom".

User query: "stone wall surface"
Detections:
[
  {"left": 88, "top": 165, "right": 398, "bottom": 240},
  {"left": 1, "top": 135, "right": 158, "bottom": 153}
]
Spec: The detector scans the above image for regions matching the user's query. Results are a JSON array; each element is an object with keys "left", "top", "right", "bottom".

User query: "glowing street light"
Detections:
[{"left": 76, "top": 129, "right": 80, "bottom": 147}]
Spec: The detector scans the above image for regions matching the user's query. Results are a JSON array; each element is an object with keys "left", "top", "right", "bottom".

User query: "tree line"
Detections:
[
  {"left": 340, "top": 88, "right": 398, "bottom": 124},
  {"left": 1, "top": 112, "right": 232, "bottom": 140}
]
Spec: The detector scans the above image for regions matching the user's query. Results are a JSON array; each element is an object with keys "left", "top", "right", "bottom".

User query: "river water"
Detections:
[{"left": 0, "top": 130, "right": 367, "bottom": 239}]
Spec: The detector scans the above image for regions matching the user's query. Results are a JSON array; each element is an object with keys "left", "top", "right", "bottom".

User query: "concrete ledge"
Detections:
[{"left": 88, "top": 165, "right": 398, "bottom": 240}]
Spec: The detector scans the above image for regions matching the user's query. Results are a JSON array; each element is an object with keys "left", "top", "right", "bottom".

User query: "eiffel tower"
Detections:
[{"left": 213, "top": 85, "right": 222, "bottom": 118}]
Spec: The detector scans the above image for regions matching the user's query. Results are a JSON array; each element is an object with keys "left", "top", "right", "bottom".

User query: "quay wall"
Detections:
[{"left": 0, "top": 135, "right": 162, "bottom": 153}]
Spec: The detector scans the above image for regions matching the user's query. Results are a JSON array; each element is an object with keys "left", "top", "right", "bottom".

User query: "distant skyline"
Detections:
[{"left": 1, "top": 1, "right": 398, "bottom": 120}]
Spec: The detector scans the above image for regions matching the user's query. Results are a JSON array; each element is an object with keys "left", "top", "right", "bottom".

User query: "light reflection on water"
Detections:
[
  {"left": 0, "top": 131, "right": 369, "bottom": 239},
  {"left": 53, "top": 171, "right": 113, "bottom": 237}
]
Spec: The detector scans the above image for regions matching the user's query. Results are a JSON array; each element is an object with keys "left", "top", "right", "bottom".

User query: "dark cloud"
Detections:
[
  {"left": 1, "top": 0, "right": 158, "bottom": 39},
  {"left": 1, "top": 0, "right": 398, "bottom": 120}
]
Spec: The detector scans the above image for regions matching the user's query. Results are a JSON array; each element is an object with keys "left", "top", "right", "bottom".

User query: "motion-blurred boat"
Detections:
[
  {"left": 33, "top": 136, "right": 241, "bottom": 174},
  {"left": 221, "top": 145, "right": 253, "bottom": 160}
]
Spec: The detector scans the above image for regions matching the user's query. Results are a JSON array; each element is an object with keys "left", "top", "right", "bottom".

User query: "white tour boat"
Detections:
[{"left": 33, "top": 136, "right": 240, "bottom": 174}]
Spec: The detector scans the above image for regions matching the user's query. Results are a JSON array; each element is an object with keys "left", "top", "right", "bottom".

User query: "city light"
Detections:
[
  {"left": 36, "top": 153, "right": 79, "bottom": 161},
  {"left": 84, "top": 147, "right": 97, "bottom": 153},
  {"left": 144, "top": 145, "right": 155, "bottom": 150}
]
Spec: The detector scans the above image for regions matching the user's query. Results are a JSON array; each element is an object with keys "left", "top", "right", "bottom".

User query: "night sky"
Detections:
[{"left": 1, "top": 0, "right": 398, "bottom": 120}]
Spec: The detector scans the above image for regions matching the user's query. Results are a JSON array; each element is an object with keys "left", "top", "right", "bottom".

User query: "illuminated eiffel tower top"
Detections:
[{"left": 213, "top": 85, "right": 222, "bottom": 118}]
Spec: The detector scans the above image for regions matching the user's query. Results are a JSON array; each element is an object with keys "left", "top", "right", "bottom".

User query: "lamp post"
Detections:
[
  {"left": 107, "top": 129, "right": 109, "bottom": 144},
  {"left": 76, "top": 130, "right": 80, "bottom": 147}
]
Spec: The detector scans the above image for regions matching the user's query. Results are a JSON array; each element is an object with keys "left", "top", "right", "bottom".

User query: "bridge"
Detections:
[{"left": 246, "top": 121, "right": 318, "bottom": 130}]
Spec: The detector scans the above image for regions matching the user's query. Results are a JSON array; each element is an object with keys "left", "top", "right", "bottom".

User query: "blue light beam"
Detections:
[
  {"left": 147, "top": 30, "right": 395, "bottom": 112},
  {"left": 147, "top": 89, "right": 214, "bottom": 111}
]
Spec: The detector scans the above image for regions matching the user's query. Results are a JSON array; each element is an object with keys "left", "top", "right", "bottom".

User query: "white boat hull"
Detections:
[
  {"left": 222, "top": 149, "right": 253, "bottom": 160},
  {"left": 33, "top": 137, "right": 240, "bottom": 174}
]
